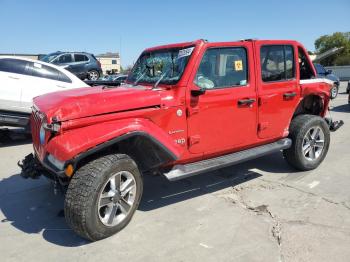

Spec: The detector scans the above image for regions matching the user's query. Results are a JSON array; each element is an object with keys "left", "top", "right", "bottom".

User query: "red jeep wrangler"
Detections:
[{"left": 19, "top": 39, "right": 343, "bottom": 241}]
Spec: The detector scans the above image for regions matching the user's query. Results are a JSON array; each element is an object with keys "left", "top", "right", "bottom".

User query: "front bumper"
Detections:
[{"left": 18, "top": 153, "right": 65, "bottom": 180}]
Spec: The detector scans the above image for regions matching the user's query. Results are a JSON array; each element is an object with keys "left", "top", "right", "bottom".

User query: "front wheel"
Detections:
[
  {"left": 283, "top": 115, "right": 330, "bottom": 171},
  {"left": 330, "top": 85, "right": 338, "bottom": 99},
  {"left": 64, "top": 154, "right": 143, "bottom": 241}
]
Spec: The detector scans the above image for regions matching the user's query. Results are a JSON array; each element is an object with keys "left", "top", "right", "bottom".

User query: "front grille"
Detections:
[{"left": 31, "top": 107, "right": 46, "bottom": 161}]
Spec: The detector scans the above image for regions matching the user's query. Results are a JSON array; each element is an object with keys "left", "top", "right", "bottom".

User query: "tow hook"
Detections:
[
  {"left": 17, "top": 153, "right": 42, "bottom": 179},
  {"left": 325, "top": 118, "right": 344, "bottom": 132}
]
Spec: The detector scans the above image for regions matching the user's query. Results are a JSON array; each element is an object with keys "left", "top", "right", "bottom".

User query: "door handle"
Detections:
[
  {"left": 283, "top": 92, "right": 297, "bottom": 98},
  {"left": 56, "top": 85, "right": 66, "bottom": 88},
  {"left": 238, "top": 98, "right": 256, "bottom": 106}
]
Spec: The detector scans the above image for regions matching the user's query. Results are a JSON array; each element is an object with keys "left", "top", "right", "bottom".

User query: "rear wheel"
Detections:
[
  {"left": 88, "top": 70, "right": 100, "bottom": 80},
  {"left": 64, "top": 154, "right": 143, "bottom": 241},
  {"left": 283, "top": 115, "right": 330, "bottom": 171}
]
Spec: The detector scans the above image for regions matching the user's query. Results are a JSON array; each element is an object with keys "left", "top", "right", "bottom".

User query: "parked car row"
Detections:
[
  {"left": 0, "top": 56, "right": 90, "bottom": 128},
  {"left": 0, "top": 49, "right": 128, "bottom": 128}
]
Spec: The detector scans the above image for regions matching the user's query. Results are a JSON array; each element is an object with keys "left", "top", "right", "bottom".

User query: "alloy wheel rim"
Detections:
[
  {"left": 89, "top": 71, "right": 98, "bottom": 80},
  {"left": 331, "top": 87, "right": 337, "bottom": 98},
  {"left": 98, "top": 171, "right": 137, "bottom": 227},
  {"left": 302, "top": 126, "right": 325, "bottom": 161}
]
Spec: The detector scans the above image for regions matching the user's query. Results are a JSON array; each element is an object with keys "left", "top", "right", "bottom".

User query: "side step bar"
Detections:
[{"left": 164, "top": 138, "right": 292, "bottom": 181}]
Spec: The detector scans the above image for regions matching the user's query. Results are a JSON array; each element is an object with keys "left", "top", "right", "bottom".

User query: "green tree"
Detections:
[{"left": 315, "top": 32, "right": 350, "bottom": 66}]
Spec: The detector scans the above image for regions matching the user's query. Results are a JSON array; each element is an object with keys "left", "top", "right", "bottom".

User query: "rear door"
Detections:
[
  {"left": 186, "top": 42, "right": 258, "bottom": 154},
  {"left": 255, "top": 43, "right": 299, "bottom": 139},
  {"left": 71, "top": 54, "right": 90, "bottom": 78}
]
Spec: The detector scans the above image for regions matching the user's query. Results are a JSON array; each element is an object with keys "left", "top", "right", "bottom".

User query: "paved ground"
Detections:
[{"left": 1, "top": 82, "right": 349, "bottom": 262}]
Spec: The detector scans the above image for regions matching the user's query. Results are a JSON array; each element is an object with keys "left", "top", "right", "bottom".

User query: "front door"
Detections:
[{"left": 186, "top": 43, "right": 257, "bottom": 154}]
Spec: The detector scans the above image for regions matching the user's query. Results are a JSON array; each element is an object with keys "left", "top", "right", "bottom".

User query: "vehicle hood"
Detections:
[
  {"left": 326, "top": 74, "right": 340, "bottom": 82},
  {"left": 33, "top": 85, "right": 161, "bottom": 122}
]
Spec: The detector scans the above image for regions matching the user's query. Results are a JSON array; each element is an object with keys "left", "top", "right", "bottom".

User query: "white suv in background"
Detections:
[{"left": 0, "top": 56, "right": 89, "bottom": 128}]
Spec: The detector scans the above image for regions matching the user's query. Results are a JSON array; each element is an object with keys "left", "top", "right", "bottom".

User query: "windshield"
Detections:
[
  {"left": 40, "top": 53, "right": 59, "bottom": 63},
  {"left": 127, "top": 46, "right": 195, "bottom": 85}
]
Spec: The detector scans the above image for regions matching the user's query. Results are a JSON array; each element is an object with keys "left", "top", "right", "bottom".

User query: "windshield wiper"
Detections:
[
  {"left": 132, "top": 66, "right": 152, "bottom": 86},
  {"left": 153, "top": 66, "right": 174, "bottom": 89},
  {"left": 132, "top": 72, "right": 147, "bottom": 86}
]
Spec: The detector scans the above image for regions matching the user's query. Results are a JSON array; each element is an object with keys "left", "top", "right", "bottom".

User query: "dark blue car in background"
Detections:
[
  {"left": 40, "top": 52, "right": 103, "bottom": 80},
  {"left": 313, "top": 63, "right": 340, "bottom": 99}
]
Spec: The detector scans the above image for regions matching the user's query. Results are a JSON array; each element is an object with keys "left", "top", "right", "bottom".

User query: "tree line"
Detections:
[{"left": 315, "top": 32, "right": 350, "bottom": 66}]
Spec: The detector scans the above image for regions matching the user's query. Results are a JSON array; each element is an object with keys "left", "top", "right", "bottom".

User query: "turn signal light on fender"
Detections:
[{"left": 65, "top": 164, "right": 74, "bottom": 177}]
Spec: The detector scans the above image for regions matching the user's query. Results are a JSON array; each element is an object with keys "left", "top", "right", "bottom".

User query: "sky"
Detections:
[{"left": 0, "top": 0, "right": 349, "bottom": 67}]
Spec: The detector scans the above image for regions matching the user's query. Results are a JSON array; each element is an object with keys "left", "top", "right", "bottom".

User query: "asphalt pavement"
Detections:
[{"left": 1, "top": 82, "right": 349, "bottom": 262}]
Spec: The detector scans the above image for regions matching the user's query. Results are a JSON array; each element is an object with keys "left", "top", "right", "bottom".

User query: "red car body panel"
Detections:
[
  {"left": 34, "top": 86, "right": 162, "bottom": 122},
  {"left": 45, "top": 117, "right": 184, "bottom": 162},
  {"left": 32, "top": 39, "right": 332, "bottom": 168}
]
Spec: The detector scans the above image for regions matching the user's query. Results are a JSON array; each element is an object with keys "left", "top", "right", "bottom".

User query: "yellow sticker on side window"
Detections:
[{"left": 234, "top": 60, "right": 243, "bottom": 71}]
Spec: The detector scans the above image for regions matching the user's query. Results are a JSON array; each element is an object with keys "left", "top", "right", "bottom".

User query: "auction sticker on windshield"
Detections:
[{"left": 178, "top": 47, "right": 194, "bottom": 59}]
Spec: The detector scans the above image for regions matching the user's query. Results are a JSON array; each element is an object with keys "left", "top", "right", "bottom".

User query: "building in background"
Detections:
[
  {"left": 96, "top": 52, "right": 121, "bottom": 74},
  {"left": 0, "top": 51, "right": 121, "bottom": 75}
]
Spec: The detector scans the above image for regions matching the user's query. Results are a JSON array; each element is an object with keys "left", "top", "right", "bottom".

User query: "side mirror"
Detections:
[
  {"left": 191, "top": 86, "right": 206, "bottom": 96},
  {"left": 326, "top": 69, "right": 332, "bottom": 75}
]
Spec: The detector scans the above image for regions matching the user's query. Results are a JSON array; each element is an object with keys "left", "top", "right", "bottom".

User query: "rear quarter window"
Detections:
[
  {"left": 30, "top": 62, "right": 60, "bottom": 81},
  {"left": 74, "top": 54, "right": 89, "bottom": 62},
  {"left": 59, "top": 72, "right": 72, "bottom": 83}
]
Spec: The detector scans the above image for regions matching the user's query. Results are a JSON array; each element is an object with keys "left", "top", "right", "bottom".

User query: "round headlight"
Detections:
[{"left": 39, "top": 125, "right": 46, "bottom": 145}]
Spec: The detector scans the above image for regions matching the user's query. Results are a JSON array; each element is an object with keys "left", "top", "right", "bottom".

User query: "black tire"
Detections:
[
  {"left": 330, "top": 85, "right": 338, "bottom": 99},
  {"left": 87, "top": 70, "right": 100, "bottom": 80},
  {"left": 64, "top": 154, "right": 143, "bottom": 241},
  {"left": 283, "top": 114, "right": 330, "bottom": 171}
]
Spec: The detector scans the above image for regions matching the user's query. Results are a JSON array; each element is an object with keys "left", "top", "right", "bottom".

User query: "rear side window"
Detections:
[
  {"left": 74, "top": 54, "right": 89, "bottom": 62},
  {"left": 30, "top": 62, "right": 60, "bottom": 81},
  {"left": 194, "top": 47, "right": 248, "bottom": 89},
  {"left": 0, "top": 58, "right": 28, "bottom": 75},
  {"left": 260, "top": 45, "right": 295, "bottom": 82}
]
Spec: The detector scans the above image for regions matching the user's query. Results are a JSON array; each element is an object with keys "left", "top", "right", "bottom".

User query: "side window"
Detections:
[
  {"left": 194, "top": 47, "right": 248, "bottom": 89},
  {"left": 58, "top": 72, "right": 72, "bottom": 83},
  {"left": 260, "top": 45, "right": 295, "bottom": 82},
  {"left": 57, "top": 54, "right": 72, "bottom": 64},
  {"left": 0, "top": 59, "right": 28, "bottom": 75},
  {"left": 30, "top": 62, "right": 60, "bottom": 81},
  {"left": 74, "top": 54, "right": 88, "bottom": 62},
  {"left": 298, "top": 47, "right": 315, "bottom": 80}
]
